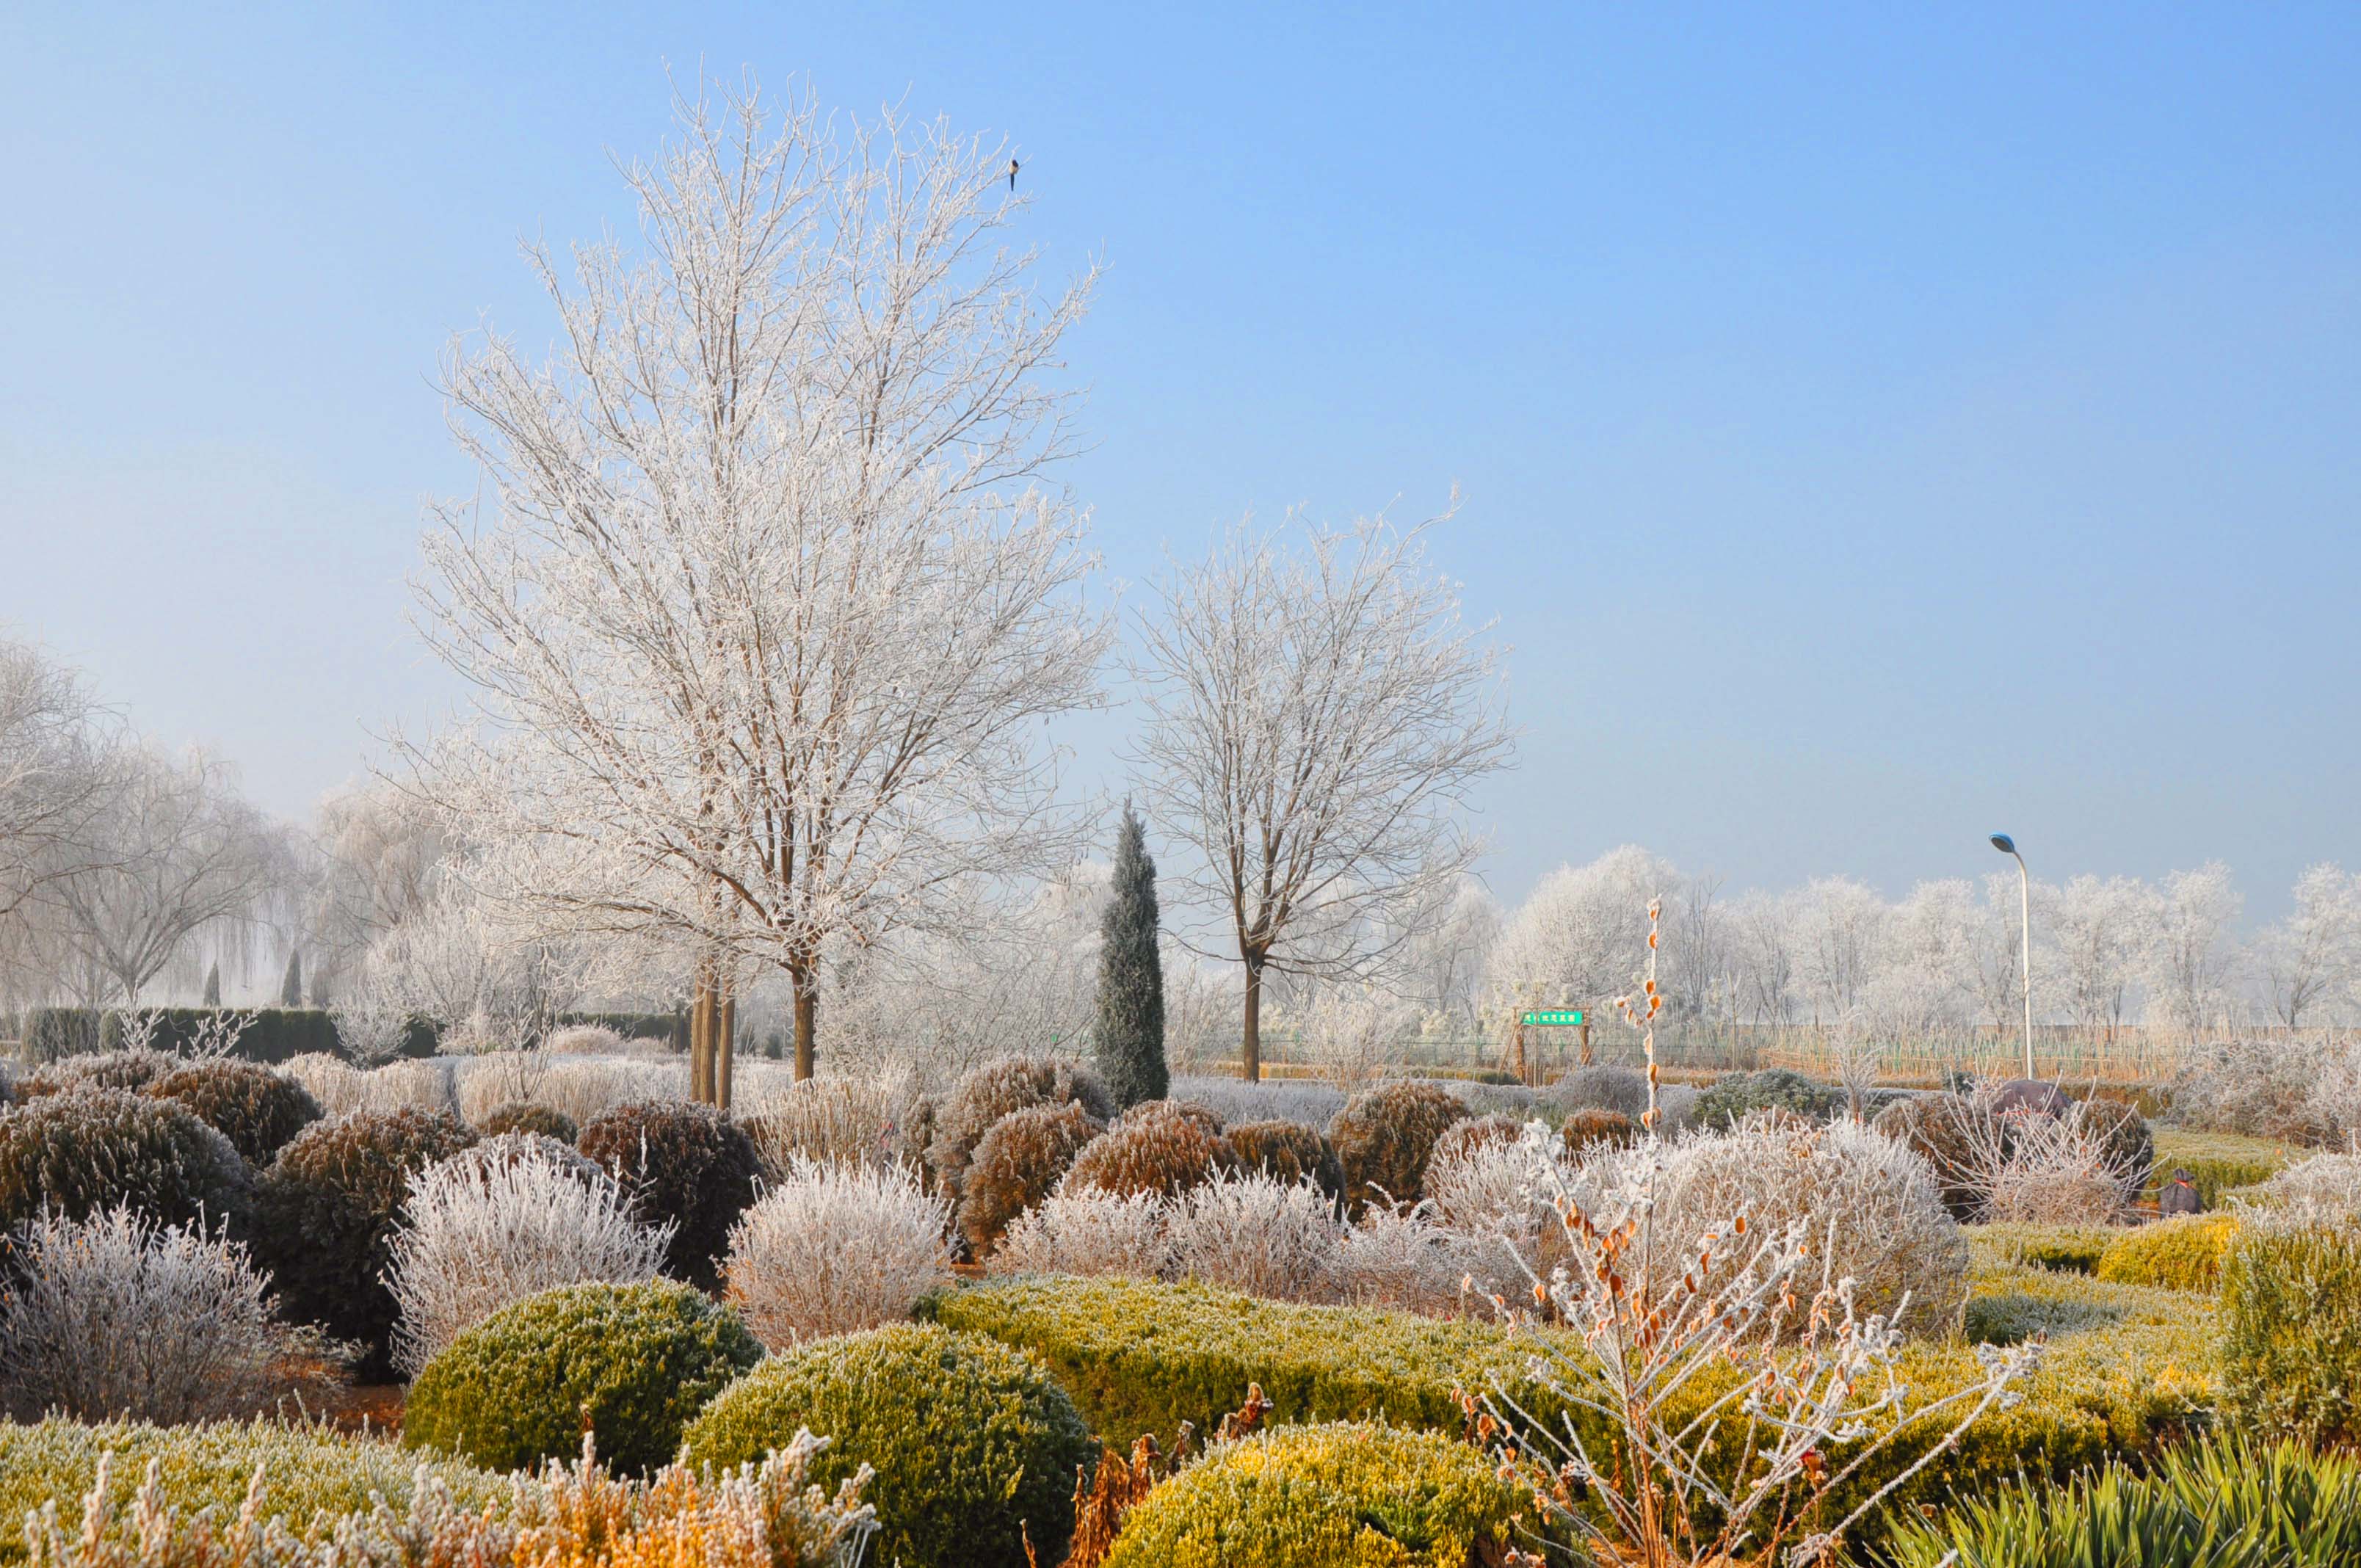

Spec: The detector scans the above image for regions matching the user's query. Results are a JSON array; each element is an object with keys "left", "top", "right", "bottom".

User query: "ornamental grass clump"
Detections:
[
  {"left": 0, "top": 1089, "right": 254, "bottom": 1235},
  {"left": 683, "top": 1323, "right": 1092, "bottom": 1568},
  {"left": 0, "top": 1206, "right": 337, "bottom": 1424},
  {"left": 576, "top": 1099, "right": 761, "bottom": 1284},
  {"left": 1324, "top": 1079, "right": 1468, "bottom": 1213},
  {"left": 957, "top": 1100, "right": 1102, "bottom": 1254},
  {"left": 724, "top": 1155, "right": 951, "bottom": 1348},
  {"left": 385, "top": 1133, "right": 672, "bottom": 1377},
  {"left": 993, "top": 1188, "right": 1169, "bottom": 1280},
  {"left": 1163, "top": 1170, "right": 1343, "bottom": 1302},
  {"left": 141, "top": 1059, "right": 322, "bottom": 1165},
  {"left": 405, "top": 1281, "right": 762, "bottom": 1476}
]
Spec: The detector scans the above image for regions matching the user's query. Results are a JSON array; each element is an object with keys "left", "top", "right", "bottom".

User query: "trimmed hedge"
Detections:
[
  {"left": 0, "top": 1089, "right": 253, "bottom": 1235},
  {"left": 142, "top": 1058, "right": 322, "bottom": 1164},
  {"left": 576, "top": 1100, "right": 761, "bottom": 1284},
  {"left": 405, "top": 1281, "right": 762, "bottom": 1476},
  {"left": 1103, "top": 1422, "right": 1545, "bottom": 1568},
  {"left": 2222, "top": 1219, "right": 2361, "bottom": 1451},
  {"left": 683, "top": 1323, "right": 1092, "bottom": 1568},
  {"left": 18, "top": 1008, "right": 432, "bottom": 1067},
  {"left": 929, "top": 1268, "right": 2214, "bottom": 1545},
  {"left": 2147, "top": 1128, "right": 2296, "bottom": 1209},
  {"left": 1966, "top": 1223, "right": 2118, "bottom": 1276},
  {"left": 2096, "top": 1213, "right": 2240, "bottom": 1293},
  {"left": 0, "top": 1418, "right": 496, "bottom": 1563}
]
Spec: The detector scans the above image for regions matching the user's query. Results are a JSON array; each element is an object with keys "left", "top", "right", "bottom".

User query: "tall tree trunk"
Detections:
[
  {"left": 1241, "top": 957, "right": 1263, "bottom": 1084},
  {"left": 689, "top": 963, "right": 719, "bottom": 1104},
  {"left": 717, "top": 991, "right": 736, "bottom": 1109},
  {"left": 792, "top": 978, "right": 816, "bottom": 1081}
]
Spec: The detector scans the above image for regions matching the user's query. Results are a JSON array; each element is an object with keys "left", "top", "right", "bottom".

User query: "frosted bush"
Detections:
[
  {"left": 1578, "top": 1117, "right": 1969, "bottom": 1340},
  {"left": 739, "top": 1075, "right": 911, "bottom": 1175},
  {"left": 1164, "top": 1171, "right": 1343, "bottom": 1303},
  {"left": 2241, "top": 1152, "right": 2361, "bottom": 1221},
  {"left": 1167, "top": 1075, "right": 1345, "bottom": 1130},
  {"left": 1423, "top": 1120, "right": 1564, "bottom": 1298},
  {"left": 544, "top": 1024, "right": 627, "bottom": 1055},
  {"left": 385, "top": 1134, "right": 671, "bottom": 1377},
  {"left": 993, "top": 1188, "right": 1169, "bottom": 1280},
  {"left": 292, "top": 1057, "right": 460, "bottom": 1118},
  {"left": 0, "top": 1205, "right": 333, "bottom": 1423},
  {"left": 1335, "top": 1200, "right": 1477, "bottom": 1317},
  {"left": 722, "top": 1156, "right": 951, "bottom": 1349},
  {"left": 276, "top": 1053, "right": 365, "bottom": 1117},
  {"left": 2171, "top": 1037, "right": 2332, "bottom": 1144},
  {"left": 1972, "top": 1100, "right": 2148, "bottom": 1225}
]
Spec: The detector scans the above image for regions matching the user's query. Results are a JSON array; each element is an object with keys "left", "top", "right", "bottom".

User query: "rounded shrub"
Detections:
[
  {"left": 2221, "top": 1218, "right": 2361, "bottom": 1451},
  {"left": 18, "top": 1048, "right": 178, "bottom": 1100},
  {"left": 1559, "top": 1106, "right": 1636, "bottom": 1158},
  {"left": 1325, "top": 1080, "right": 1468, "bottom": 1213},
  {"left": 1065, "top": 1099, "right": 1236, "bottom": 1201},
  {"left": 1227, "top": 1119, "right": 1346, "bottom": 1203},
  {"left": 474, "top": 1100, "right": 579, "bottom": 1144},
  {"left": 931, "top": 1056, "right": 1114, "bottom": 1203},
  {"left": 2078, "top": 1098, "right": 2155, "bottom": 1201},
  {"left": 405, "top": 1281, "right": 761, "bottom": 1475},
  {"left": 2095, "top": 1213, "right": 2238, "bottom": 1293},
  {"left": 252, "top": 1106, "right": 476, "bottom": 1375},
  {"left": 1101, "top": 1422, "right": 1540, "bottom": 1568},
  {"left": 683, "top": 1323, "right": 1092, "bottom": 1568},
  {"left": 1426, "top": 1113, "right": 1521, "bottom": 1173},
  {"left": 576, "top": 1100, "right": 761, "bottom": 1284},
  {"left": 958, "top": 1100, "right": 1103, "bottom": 1255},
  {"left": 1694, "top": 1067, "right": 1843, "bottom": 1131},
  {"left": 1871, "top": 1092, "right": 1990, "bottom": 1221},
  {"left": 0, "top": 1089, "right": 253, "bottom": 1235},
  {"left": 141, "top": 1059, "right": 322, "bottom": 1164}
]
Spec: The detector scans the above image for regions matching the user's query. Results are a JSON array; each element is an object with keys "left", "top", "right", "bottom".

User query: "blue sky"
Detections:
[{"left": 1, "top": 3, "right": 2354, "bottom": 913}]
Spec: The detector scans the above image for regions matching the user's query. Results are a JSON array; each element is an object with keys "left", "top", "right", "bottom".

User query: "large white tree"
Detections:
[
  {"left": 1131, "top": 510, "right": 1515, "bottom": 1080},
  {"left": 2257, "top": 863, "right": 2358, "bottom": 1028},
  {"left": 0, "top": 639, "right": 123, "bottom": 930},
  {"left": 408, "top": 79, "right": 1109, "bottom": 1092}
]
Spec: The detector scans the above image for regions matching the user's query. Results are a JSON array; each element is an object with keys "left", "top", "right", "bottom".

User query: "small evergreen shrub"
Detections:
[
  {"left": 958, "top": 1100, "right": 1103, "bottom": 1254},
  {"left": 1874, "top": 1092, "right": 1990, "bottom": 1221},
  {"left": 2096, "top": 1213, "right": 2240, "bottom": 1293},
  {"left": 1551, "top": 1063, "right": 1650, "bottom": 1118},
  {"left": 141, "top": 1059, "right": 321, "bottom": 1164},
  {"left": 252, "top": 1106, "right": 476, "bottom": 1375},
  {"left": 576, "top": 1099, "right": 761, "bottom": 1283},
  {"left": 683, "top": 1323, "right": 1092, "bottom": 1568},
  {"left": 0, "top": 1089, "right": 253, "bottom": 1235},
  {"left": 1226, "top": 1119, "right": 1346, "bottom": 1203},
  {"left": 2222, "top": 1218, "right": 2361, "bottom": 1451},
  {"left": 1101, "top": 1421, "right": 1539, "bottom": 1568},
  {"left": 931, "top": 1056, "right": 1114, "bottom": 1204},
  {"left": 1065, "top": 1099, "right": 1236, "bottom": 1200},
  {"left": 1559, "top": 1106, "right": 1636, "bottom": 1158},
  {"left": 1694, "top": 1067, "right": 1843, "bottom": 1131},
  {"left": 473, "top": 1099, "right": 579, "bottom": 1143},
  {"left": 1092, "top": 805, "right": 1169, "bottom": 1110},
  {"left": 1325, "top": 1080, "right": 1468, "bottom": 1212},
  {"left": 405, "top": 1281, "right": 761, "bottom": 1475}
]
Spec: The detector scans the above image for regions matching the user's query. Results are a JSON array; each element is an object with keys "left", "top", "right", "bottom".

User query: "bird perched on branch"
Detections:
[{"left": 1008, "top": 157, "right": 1020, "bottom": 191}]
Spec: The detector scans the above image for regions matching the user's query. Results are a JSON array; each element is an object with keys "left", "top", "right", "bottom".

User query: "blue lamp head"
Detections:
[{"left": 1989, "top": 833, "right": 2017, "bottom": 855}]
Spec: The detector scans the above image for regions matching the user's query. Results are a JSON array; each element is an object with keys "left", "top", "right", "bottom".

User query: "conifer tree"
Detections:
[
  {"left": 280, "top": 950, "right": 302, "bottom": 1008},
  {"left": 202, "top": 962, "right": 221, "bottom": 1007},
  {"left": 1092, "top": 804, "right": 1167, "bottom": 1107}
]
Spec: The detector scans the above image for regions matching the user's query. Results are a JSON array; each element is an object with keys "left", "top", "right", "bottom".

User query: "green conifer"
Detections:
[{"left": 1092, "top": 804, "right": 1168, "bottom": 1108}]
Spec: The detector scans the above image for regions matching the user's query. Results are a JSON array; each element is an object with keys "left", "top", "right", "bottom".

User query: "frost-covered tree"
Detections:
[
  {"left": 278, "top": 948, "right": 302, "bottom": 1007},
  {"left": 1092, "top": 805, "right": 1167, "bottom": 1108},
  {"left": 2259, "top": 863, "right": 2359, "bottom": 1028},
  {"left": 201, "top": 962, "right": 220, "bottom": 1007},
  {"left": 0, "top": 639, "right": 123, "bottom": 929},
  {"left": 407, "top": 78, "right": 1108, "bottom": 1092},
  {"left": 1133, "top": 510, "right": 1515, "bottom": 1079},
  {"left": 2146, "top": 863, "right": 2243, "bottom": 1040},
  {"left": 2043, "top": 874, "right": 2151, "bottom": 1041},
  {"left": 1485, "top": 847, "right": 1680, "bottom": 1026}
]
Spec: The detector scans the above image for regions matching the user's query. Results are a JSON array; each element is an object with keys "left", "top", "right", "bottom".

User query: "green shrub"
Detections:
[
  {"left": 2222, "top": 1219, "right": 2361, "bottom": 1451},
  {"left": 2096, "top": 1213, "right": 2240, "bottom": 1293},
  {"left": 251, "top": 1106, "right": 476, "bottom": 1376},
  {"left": 141, "top": 1059, "right": 321, "bottom": 1164},
  {"left": 1102, "top": 1422, "right": 1544, "bottom": 1568},
  {"left": 1966, "top": 1223, "right": 2118, "bottom": 1275},
  {"left": 0, "top": 1418, "right": 497, "bottom": 1562},
  {"left": 405, "top": 1281, "right": 761, "bottom": 1476},
  {"left": 683, "top": 1323, "right": 1092, "bottom": 1568},
  {"left": 2147, "top": 1128, "right": 2296, "bottom": 1208},
  {"left": 1064, "top": 1100, "right": 1235, "bottom": 1201},
  {"left": 1886, "top": 1434, "right": 2361, "bottom": 1568},
  {"left": 932, "top": 1056, "right": 1114, "bottom": 1204},
  {"left": 576, "top": 1100, "right": 761, "bottom": 1284},
  {"left": 0, "top": 1089, "right": 253, "bottom": 1234},
  {"left": 959, "top": 1100, "right": 1102, "bottom": 1254},
  {"left": 473, "top": 1100, "right": 579, "bottom": 1143},
  {"left": 1559, "top": 1106, "right": 1636, "bottom": 1158},
  {"left": 1324, "top": 1081, "right": 1467, "bottom": 1212},
  {"left": 1695, "top": 1067, "right": 1843, "bottom": 1131},
  {"left": 1226, "top": 1119, "right": 1345, "bottom": 1203}
]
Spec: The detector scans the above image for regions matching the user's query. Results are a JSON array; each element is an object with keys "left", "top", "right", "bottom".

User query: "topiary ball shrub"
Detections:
[
  {"left": 1694, "top": 1067, "right": 1843, "bottom": 1132},
  {"left": 576, "top": 1100, "right": 761, "bottom": 1285},
  {"left": 252, "top": 1106, "right": 476, "bottom": 1376},
  {"left": 1325, "top": 1081, "right": 1468, "bottom": 1213},
  {"left": 2221, "top": 1218, "right": 2361, "bottom": 1451},
  {"left": 141, "top": 1059, "right": 322, "bottom": 1164},
  {"left": 17, "top": 1048, "right": 179, "bottom": 1100},
  {"left": 931, "top": 1056, "right": 1114, "bottom": 1205},
  {"left": 0, "top": 1089, "right": 253, "bottom": 1235},
  {"left": 2095, "top": 1212, "right": 2238, "bottom": 1293},
  {"left": 683, "top": 1323, "right": 1092, "bottom": 1568},
  {"left": 405, "top": 1281, "right": 761, "bottom": 1475},
  {"left": 959, "top": 1100, "right": 1103, "bottom": 1255},
  {"left": 1426, "top": 1113, "right": 1522, "bottom": 1174},
  {"left": 1871, "top": 1092, "right": 1992, "bottom": 1221},
  {"left": 474, "top": 1100, "right": 579, "bottom": 1144},
  {"left": 1227, "top": 1120, "right": 1346, "bottom": 1204},
  {"left": 1064, "top": 1099, "right": 1236, "bottom": 1202},
  {"left": 1101, "top": 1421, "right": 1544, "bottom": 1568},
  {"left": 1559, "top": 1107, "right": 1636, "bottom": 1159}
]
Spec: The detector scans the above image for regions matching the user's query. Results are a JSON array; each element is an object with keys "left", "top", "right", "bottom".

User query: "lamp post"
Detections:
[{"left": 1990, "top": 833, "right": 2034, "bottom": 1079}]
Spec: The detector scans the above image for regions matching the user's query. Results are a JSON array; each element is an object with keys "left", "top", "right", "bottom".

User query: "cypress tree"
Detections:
[
  {"left": 202, "top": 962, "right": 221, "bottom": 1007},
  {"left": 1092, "top": 803, "right": 1168, "bottom": 1108},
  {"left": 280, "top": 950, "right": 303, "bottom": 1008}
]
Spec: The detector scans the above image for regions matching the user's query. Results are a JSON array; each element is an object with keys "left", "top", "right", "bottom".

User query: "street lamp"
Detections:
[{"left": 1990, "top": 833, "right": 2034, "bottom": 1079}]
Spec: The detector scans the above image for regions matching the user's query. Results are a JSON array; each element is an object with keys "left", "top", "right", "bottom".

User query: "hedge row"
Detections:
[
  {"left": 2147, "top": 1128, "right": 2297, "bottom": 1208},
  {"left": 15, "top": 1008, "right": 688, "bottom": 1068}
]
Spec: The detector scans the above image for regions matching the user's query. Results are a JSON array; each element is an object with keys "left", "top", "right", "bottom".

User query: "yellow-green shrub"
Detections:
[
  {"left": 2095, "top": 1213, "right": 2239, "bottom": 1292},
  {"left": 2222, "top": 1219, "right": 2361, "bottom": 1451},
  {"left": 1102, "top": 1423, "right": 1545, "bottom": 1568},
  {"left": 2147, "top": 1129, "right": 2296, "bottom": 1208},
  {"left": 1967, "top": 1223, "right": 2119, "bottom": 1275}
]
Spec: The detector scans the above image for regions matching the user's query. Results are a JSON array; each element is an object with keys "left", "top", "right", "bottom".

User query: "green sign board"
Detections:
[{"left": 1520, "top": 1009, "right": 1585, "bottom": 1027}]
